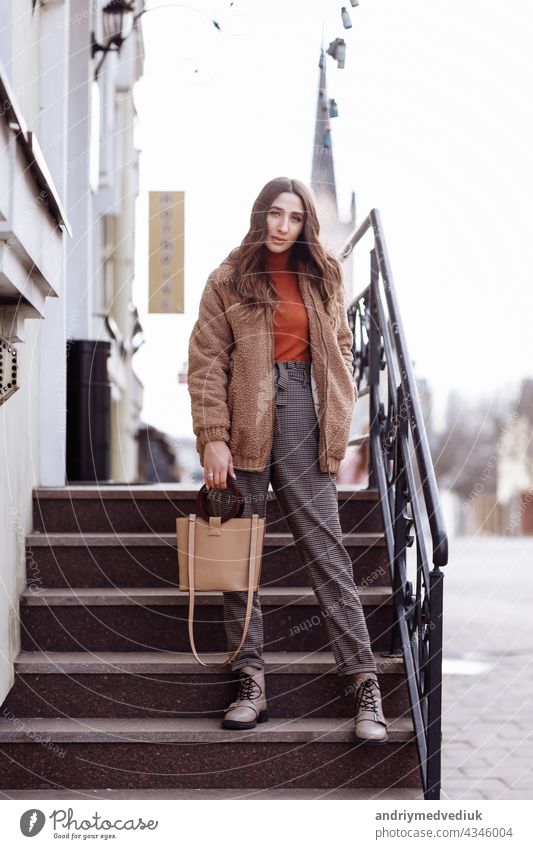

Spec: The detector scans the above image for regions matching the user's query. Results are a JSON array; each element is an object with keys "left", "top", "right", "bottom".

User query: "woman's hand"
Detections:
[{"left": 203, "top": 441, "right": 236, "bottom": 490}]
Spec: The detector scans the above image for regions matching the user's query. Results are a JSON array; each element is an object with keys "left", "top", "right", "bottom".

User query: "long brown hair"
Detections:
[{"left": 226, "top": 177, "right": 343, "bottom": 325}]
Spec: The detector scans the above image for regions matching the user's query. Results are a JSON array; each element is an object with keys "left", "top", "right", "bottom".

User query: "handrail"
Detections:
[
  {"left": 340, "top": 209, "right": 447, "bottom": 568},
  {"left": 339, "top": 212, "right": 372, "bottom": 261},
  {"left": 337, "top": 208, "right": 448, "bottom": 800}
]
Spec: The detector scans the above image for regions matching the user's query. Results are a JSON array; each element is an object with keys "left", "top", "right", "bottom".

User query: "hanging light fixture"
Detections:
[
  {"left": 335, "top": 39, "right": 346, "bottom": 68},
  {"left": 91, "top": 0, "right": 136, "bottom": 78},
  {"left": 93, "top": 0, "right": 135, "bottom": 52},
  {"left": 350, "top": 1, "right": 360, "bottom": 7},
  {"left": 91, "top": 2, "right": 227, "bottom": 80},
  {"left": 341, "top": 7, "right": 352, "bottom": 29},
  {"left": 327, "top": 37, "right": 346, "bottom": 69}
]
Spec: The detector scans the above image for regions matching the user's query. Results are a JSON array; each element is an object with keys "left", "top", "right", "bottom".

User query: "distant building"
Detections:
[
  {"left": 497, "top": 378, "right": 533, "bottom": 535},
  {"left": 174, "top": 436, "right": 204, "bottom": 484},
  {"left": 137, "top": 425, "right": 181, "bottom": 483}
]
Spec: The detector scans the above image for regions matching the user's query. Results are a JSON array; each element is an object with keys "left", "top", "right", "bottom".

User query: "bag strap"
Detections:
[{"left": 186, "top": 513, "right": 261, "bottom": 669}]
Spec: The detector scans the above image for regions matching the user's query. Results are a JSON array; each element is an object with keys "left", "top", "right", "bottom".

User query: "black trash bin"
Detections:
[{"left": 66, "top": 339, "right": 112, "bottom": 481}]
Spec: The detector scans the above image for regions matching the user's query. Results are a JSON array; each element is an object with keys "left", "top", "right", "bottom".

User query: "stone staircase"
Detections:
[{"left": 0, "top": 485, "right": 423, "bottom": 798}]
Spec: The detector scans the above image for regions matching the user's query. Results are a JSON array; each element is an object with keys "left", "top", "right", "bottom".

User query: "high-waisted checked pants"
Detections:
[{"left": 206, "top": 360, "right": 377, "bottom": 677}]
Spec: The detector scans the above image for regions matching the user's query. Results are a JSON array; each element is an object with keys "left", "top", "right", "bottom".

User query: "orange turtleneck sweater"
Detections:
[{"left": 265, "top": 246, "right": 311, "bottom": 362}]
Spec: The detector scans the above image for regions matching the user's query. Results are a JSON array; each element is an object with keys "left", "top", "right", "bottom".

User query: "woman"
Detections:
[{"left": 187, "top": 176, "right": 388, "bottom": 743}]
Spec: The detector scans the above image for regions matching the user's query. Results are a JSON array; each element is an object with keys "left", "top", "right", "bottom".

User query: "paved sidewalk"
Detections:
[{"left": 440, "top": 536, "right": 533, "bottom": 799}]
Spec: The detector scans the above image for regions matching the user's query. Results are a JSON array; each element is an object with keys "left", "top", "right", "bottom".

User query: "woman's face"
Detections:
[{"left": 264, "top": 192, "right": 305, "bottom": 254}]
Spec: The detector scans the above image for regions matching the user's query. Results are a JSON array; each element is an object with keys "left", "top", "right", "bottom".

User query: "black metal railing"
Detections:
[{"left": 338, "top": 208, "right": 448, "bottom": 800}]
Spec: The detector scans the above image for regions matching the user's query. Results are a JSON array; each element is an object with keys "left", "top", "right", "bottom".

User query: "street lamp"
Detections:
[
  {"left": 341, "top": 7, "right": 352, "bottom": 29},
  {"left": 327, "top": 37, "right": 346, "bottom": 69},
  {"left": 91, "top": 0, "right": 136, "bottom": 79},
  {"left": 91, "top": 2, "right": 226, "bottom": 80}
]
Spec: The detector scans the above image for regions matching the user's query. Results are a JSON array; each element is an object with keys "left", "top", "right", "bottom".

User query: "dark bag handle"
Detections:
[{"left": 195, "top": 478, "right": 245, "bottom": 523}]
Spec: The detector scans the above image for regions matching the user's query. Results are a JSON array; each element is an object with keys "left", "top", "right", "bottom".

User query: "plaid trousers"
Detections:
[{"left": 207, "top": 360, "right": 377, "bottom": 677}]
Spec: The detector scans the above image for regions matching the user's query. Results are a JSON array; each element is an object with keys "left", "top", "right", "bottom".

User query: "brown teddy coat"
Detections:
[{"left": 187, "top": 255, "right": 358, "bottom": 475}]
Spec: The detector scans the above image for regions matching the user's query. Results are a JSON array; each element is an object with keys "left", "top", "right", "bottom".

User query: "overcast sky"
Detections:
[{"left": 131, "top": 0, "right": 533, "bottom": 438}]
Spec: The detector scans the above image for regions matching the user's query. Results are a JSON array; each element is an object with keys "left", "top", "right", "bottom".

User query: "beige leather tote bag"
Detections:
[{"left": 176, "top": 480, "right": 266, "bottom": 668}]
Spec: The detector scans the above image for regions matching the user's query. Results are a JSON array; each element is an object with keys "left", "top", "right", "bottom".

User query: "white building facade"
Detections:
[{"left": 0, "top": 0, "right": 145, "bottom": 704}]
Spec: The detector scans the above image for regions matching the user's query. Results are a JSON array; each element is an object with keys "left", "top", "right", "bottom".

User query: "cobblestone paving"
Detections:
[{"left": 439, "top": 536, "right": 533, "bottom": 800}]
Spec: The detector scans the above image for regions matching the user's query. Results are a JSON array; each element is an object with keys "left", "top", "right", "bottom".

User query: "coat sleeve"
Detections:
[
  {"left": 335, "top": 282, "right": 359, "bottom": 403},
  {"left": 336, "top": 282, "right": 355, "bottom": 373},
  {"left": 188, "top": 276, "right": 233, "bottom": 450}
]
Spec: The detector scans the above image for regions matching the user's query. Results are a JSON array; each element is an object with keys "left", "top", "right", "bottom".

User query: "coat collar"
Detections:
[{"left": 212, "top": 260, "right": 329, "bottom": 328}]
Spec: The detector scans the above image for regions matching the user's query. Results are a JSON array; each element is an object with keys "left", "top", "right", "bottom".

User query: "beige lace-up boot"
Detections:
[
  {"left": 353, "top": 673, "right": 389, "bottom": 743},
  {"left": 221, "top": 665, "right": 268, "bottom": 730}
]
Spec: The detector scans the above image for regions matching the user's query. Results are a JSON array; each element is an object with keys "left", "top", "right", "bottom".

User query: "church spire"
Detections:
[{"left": 311, "top": 49, "right": 338, "bottom": 218}]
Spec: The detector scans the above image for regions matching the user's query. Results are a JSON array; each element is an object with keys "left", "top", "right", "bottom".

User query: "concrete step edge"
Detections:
[
  {"left": 0, "top": 715, "right": 414, "bottom": 743},
  {"left": 20, "top": 585, "right": 393, "bottom": 606},
  {"left": 13, "top": 649, "right": 405, "bottom": 675},
  {"left": 32, "top": 486, "right": 380, "bottom": 501},
  {"left": 0, "top": 787, "right": 423, "bottom": 800},
  {"left": 25, "top": 531, "right": 386, "bottom": 547}
]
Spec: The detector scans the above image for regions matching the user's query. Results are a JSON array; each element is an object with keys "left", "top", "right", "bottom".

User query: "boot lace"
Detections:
[
  {"left": 237, "top": 671, "right": 261, "bottom": 702},
  {"left": 355, "top": 678, "right": 379, "bottom": 715}
]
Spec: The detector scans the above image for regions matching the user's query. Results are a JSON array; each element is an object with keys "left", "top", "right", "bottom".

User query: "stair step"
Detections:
[
  {"left": 24, "top": 531, "right": 389, "bottom": 589},
  {"left": 33, "top": 485, "right": 383, "bottom": 534},
  {"left": 19, "top": 586, "right": 394, "bottom": 653},
  {"left": 13, "top": 649, "right": 401, "bottom": 674},
  {"left": 17, "top": 484, "right": 423, "bottom": 795},
  {"left": 0, "top": 787, "right": 424, "bottom": 800},
  {"left": 4, "top": 649, "right": 410, "bottom": 719},
  {"left": 0, "top": 713, "right": 421, "bottom": 789}
]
